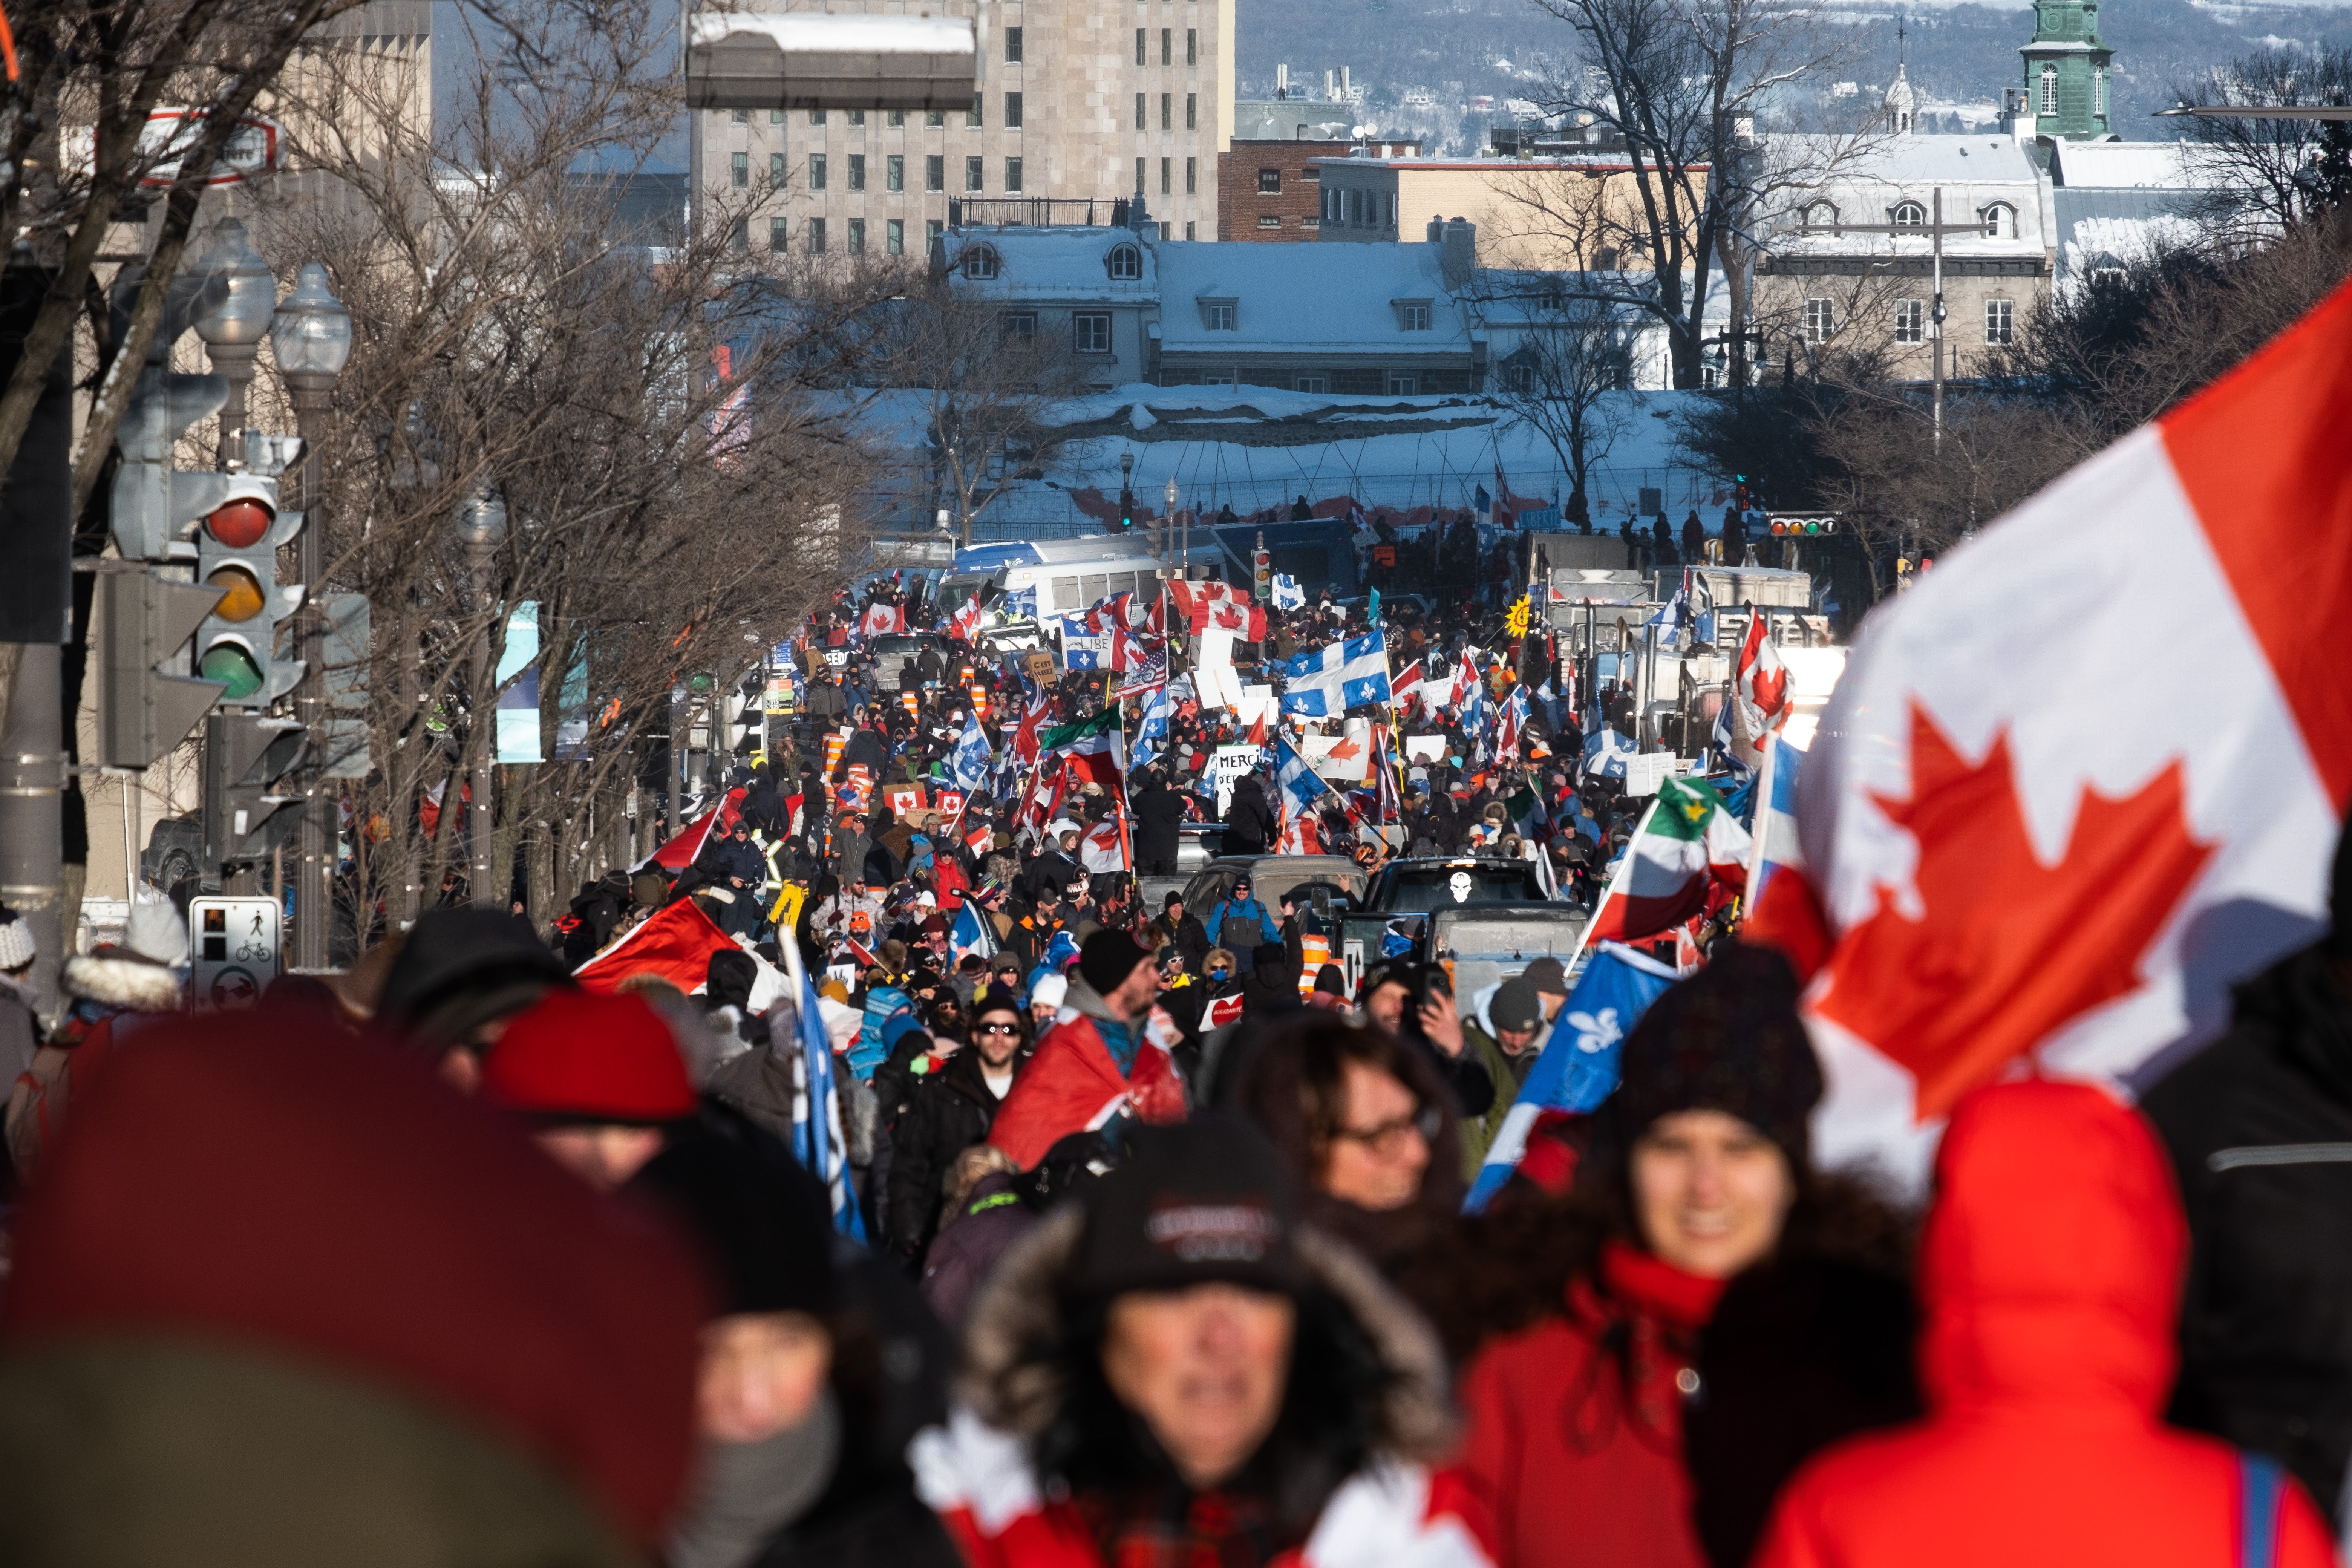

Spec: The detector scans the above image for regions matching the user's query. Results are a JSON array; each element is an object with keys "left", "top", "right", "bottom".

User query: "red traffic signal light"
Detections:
[
  {"left": 1770, "top": 519, "right": 1789, "bottom": 536},
  {"left": 205, "top": 496, "right": 274, "bottom": 548}
]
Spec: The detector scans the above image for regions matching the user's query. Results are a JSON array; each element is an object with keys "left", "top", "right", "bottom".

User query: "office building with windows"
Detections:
[{"left": 689, "top": 0, "right": 1233, "bottom": 258}]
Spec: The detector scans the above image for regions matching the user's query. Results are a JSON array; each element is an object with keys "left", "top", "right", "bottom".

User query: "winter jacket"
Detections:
[
  {"left": 910, "top": 1207, "right": 1491, "bottom": 1568},
  {"left": 1130, "top": 782, "right": 1188, "bottom": 870},
  {"left": 886, "top": 1046, "right": 1023, "bottom": 1258},
  {"left": 1155, "top": 910, "right": 1212, "bottom": 974},
  {"left": 1455, "top": 1240, "right": 1723, "bottom": 1568},
  {"left": 984, "top": 976, "right": 1186, "bottom": 1170},
  {"left": 1223, "top": 777, "right": 1277, "bottom": 855},
  {"left": 1755, "top": 1081, "right": 2337, "bottom": 1568},
  {"left": 1211, "top": 894, "right": 1280, "bottom": 958},
  {"left": 2142, "top": 940, "right": 2352, "bottom": 1523},
  {"left": 919, "top": 1171, "right": 1039, "bottom": 1328},
  {"left": 852, "top": 985, "right": 913, "bottom": 1081},
  {"left": 1459, "top": 1021, "right": 1534, "bottom": 1171}
]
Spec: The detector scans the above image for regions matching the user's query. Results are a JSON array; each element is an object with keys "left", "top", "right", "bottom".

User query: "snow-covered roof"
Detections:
[
  {"left": 939, "top": 227, "right": 1157, "bottom": 304},
  {"left": 2049, "top": 140, "right": 2232, "bottom": 190},
  {"left": 2050, "top": 188, "right": 2206, "bottom": 283},
  {"left": 1763, "top": 135, "right": 2049, "bottom": 260},
  {"left": 1152, "top": 240, "right": 1470, "bottom": 353}
]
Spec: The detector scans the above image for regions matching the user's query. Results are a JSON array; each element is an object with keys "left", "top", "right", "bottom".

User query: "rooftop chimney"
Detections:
[{"left": 1441, "top": 216, "right": 1476, "bottom": 291}]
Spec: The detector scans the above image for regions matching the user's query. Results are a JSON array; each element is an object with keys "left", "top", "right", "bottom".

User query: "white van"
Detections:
[{"left": 940, "top": 537, "right": 1172, "bottom": 626}]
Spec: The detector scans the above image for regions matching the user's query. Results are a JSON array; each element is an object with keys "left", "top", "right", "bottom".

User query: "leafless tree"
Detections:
[
  {"left": 2168, "top": 44, "right": 2352, "bottom": 236},
  {"left": 1479, "top": 285, "right": 1635, "bottom": 525}
]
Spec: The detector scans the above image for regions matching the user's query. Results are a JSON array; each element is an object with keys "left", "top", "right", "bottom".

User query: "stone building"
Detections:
[
  {"left": 1312, "top": 154, "right": 1708, "bottom": 273},
  {"left": 690, "top": 0, "right": 1234, "bottom": 257}
]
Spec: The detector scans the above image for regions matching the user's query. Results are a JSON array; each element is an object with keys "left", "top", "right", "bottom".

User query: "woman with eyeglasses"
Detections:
[
  {"left": 884, "top": 986, "right": 1034, "bottom": 1271},
  {"left": 1228, "top": 1015, "right": 1467, "bottom": 1275}
]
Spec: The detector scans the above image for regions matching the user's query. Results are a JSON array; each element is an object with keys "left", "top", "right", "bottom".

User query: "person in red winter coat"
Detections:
[{"left": 1753, "top": 1080, "right": 2337, "bottom": 1568}]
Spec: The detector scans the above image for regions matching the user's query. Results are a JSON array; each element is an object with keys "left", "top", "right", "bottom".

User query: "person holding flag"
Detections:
[{"left": 984, "top": 931, "right": 1187, "bottom": 1170}]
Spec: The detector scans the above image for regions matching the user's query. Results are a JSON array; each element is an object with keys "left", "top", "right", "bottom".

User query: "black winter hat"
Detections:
[
  {"left": 628, "top": 1109, "right": 836, "bottom": 1318},
  {"left": 380, "top": 909, "right": 571, "bottom": 1047},
  {"left": 1612, "top": 942, "right": 1822, "bottom": 1164},
  {"left": 1078, "top": 929, "right": 1151, "bottom": 995},
  {"left": 1070, "top": 1115, "right": 1308, "bottom": 1300}
]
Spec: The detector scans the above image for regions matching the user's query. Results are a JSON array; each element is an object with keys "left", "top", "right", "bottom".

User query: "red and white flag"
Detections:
[
  {"left": 1750, "top": 279, "right": 2352, "bottom": 1183},
  {"left": 1079, "top": 816, "right": 1126, "bottom": 873},
  {"left": 574, "top": 898, "right": 738, "bottom": 993},
  {"left": 631, "top": 787, "right": 746, "bottom": 873},
  {"left": 949, "top": 593, "right": 985, "bottom": 643},
  {"left": 1012, "top": 766, "right": 1066, "bottom": 837},
  {"left": 1010, "top": 688, "right": 1054, "bottom": 764},
  {"left": 1392, "top": 658, "right": 1426, "bottom": 710},
  {"left": 859, "top": 601, "right": 905, "bottom": 640}
]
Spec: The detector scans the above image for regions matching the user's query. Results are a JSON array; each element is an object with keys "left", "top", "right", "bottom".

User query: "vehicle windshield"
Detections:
[{"left": 1378, "top": 864, "right": 1544, "bottom": 911}]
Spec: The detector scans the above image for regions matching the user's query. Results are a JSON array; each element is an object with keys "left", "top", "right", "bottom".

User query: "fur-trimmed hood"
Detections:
[
  {"left": 957, "top": 1204, "right": 1456, "bottom": 1465},
  {"left": 61, "top": 949, "right": 182, "bottom": 1014}
]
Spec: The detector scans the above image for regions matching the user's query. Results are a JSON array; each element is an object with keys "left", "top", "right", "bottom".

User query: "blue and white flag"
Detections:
[
  {"left": 950, "top": 897, "right": 997, "bottom": 961},
  {"left": 1131, "top": 680, "right": 1172, "bottom": 770},
  {"left": 1004, "top": 585, "right": 1038, "bottom": 619},
  {"left": 1270, "top": 572, "right": 1306, "bottom": 611},
  {"left": 1058, "top": 614, "right": 1113, "bottom": 670},
  {"left": 1272, "top": 733, "right": 1335, "bottom": 816},
  {"left": 1582, "top": 727, "right": 1634, "bottom": 780},
  {"left": 951, "top": 708, "right": 994, "bottom": 792},
  {"left": 1464, "top": 942, "right": 1682, "bottom": 1213},
  {"left": 779, "top": 953, "right": 866, "bottom": 1240},
  {"left": 1280, "top": 631, "right": 1392, "bottom": 717},
  {"left": 1748, "top": 732, "right": 1805, "bottom": 907}
]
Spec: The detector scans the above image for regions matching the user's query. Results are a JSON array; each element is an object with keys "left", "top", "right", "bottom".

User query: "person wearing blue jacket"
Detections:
[{"left": 1210, "top": 875, "right": 1281, "bottom": 976}]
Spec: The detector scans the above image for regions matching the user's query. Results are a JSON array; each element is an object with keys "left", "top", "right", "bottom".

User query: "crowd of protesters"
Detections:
[{"left": 0, "top": 557, "right": 2344, "bottom": 1568}]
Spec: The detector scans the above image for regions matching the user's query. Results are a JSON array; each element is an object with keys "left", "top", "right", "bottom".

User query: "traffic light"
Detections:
[
  {"left": 202, "top": 710, "right": 305, "bottom": 869},
  {"left": 96, "top": 570, "right": 230, "bottom": 768},
  {"left": 108, "top": 265, "right": 242, "bottom": 563},
  {"left": 1767, "top": 516, "right": 1838, "bottom": 537},
  {"left": 1118, "top": 487, "right": 1135, "bottom": 531},
  {"left": 191, "top": 476, "right": 305, "bottom": 707}
]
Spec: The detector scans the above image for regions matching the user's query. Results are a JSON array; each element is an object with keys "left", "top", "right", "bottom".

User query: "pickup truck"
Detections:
[{"left": 1334, "top": 855, "right": 1571, "bottom": 993}]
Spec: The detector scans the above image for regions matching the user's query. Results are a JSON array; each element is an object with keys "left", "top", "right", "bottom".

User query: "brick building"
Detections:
[{"left": 1217, "top": 136, "right": 1423, "bottom": 242}]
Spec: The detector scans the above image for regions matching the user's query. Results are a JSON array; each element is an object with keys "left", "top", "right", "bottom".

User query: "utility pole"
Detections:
[{"left": 1806, "top": 187, "right": 1973, "bottom": 451}]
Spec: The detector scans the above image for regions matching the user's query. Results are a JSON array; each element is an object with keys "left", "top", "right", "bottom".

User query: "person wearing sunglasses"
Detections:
[{"left": 885, "top": 985, "right": 1034, "bottom": 1271}]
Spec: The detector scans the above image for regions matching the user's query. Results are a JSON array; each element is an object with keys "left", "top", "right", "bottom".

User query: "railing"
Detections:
[{"left": 946, "top": 197, "right": 1120, "bottom": 229}]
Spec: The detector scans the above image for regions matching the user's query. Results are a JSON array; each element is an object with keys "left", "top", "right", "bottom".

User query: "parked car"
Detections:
[
  {"left": 1335, "top": 856, "right": 1560, "bottom": 992},
  {"left": 1427, "top": 904, "right": 1590, "bottom": 1002},
  {"left": 867, "top": 632, "right": 950, "bottom": 689},
  {"left": 1178, "top": 855, "right": 1366, "bottom": 948}
]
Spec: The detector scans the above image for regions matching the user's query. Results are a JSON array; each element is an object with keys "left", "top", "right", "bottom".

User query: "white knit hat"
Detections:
[
  {"left": 125, "top": 901, "right": 188, "bottom": 967},
  {"left": 0, "top": 909, "right": 32, "bottom": 971}
]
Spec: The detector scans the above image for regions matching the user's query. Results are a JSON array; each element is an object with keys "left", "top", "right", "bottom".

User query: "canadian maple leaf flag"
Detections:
[
  {"left": 574, "top": 897, "right": 738, "bottom": 993},
  {"left": 1749, "top": 276, "right": 2352, "bottom": 1184}
]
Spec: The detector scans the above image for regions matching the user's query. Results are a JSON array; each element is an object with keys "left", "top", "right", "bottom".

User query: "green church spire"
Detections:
[{"left": 2021, "top": 0, "right": 2114, "bottom": 141}]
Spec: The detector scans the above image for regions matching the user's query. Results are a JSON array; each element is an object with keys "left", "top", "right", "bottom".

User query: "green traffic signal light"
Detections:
[{"left": 201, "top": 642, "right": 265, "bottom": 700}]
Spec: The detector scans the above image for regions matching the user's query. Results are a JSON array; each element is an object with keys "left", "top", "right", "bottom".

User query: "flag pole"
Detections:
[{"left": 1563, "top": 793, "right": 1662, "bottom": 974}]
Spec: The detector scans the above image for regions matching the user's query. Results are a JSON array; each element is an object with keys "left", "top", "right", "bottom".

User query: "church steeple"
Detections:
[
  {"left": 1886, "top": 21, "right": 1917, "bottom": 135},
  {"left": 2020, "top": 0, "right": 2113, "bottom": 141}
]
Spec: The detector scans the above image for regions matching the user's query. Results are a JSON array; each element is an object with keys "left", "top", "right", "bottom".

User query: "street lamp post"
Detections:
[
  {"left": 269, "top": 263, "right": 352, "bottom": 968},
  {"left": 1162, "top": 475, "right": 1178, "bottom": 565},
  {"left": 453, "top": 492, "right": 508, "bottom": 908},
  {"left": 189, "top": 219, "right": 277, "bottom": 467}
]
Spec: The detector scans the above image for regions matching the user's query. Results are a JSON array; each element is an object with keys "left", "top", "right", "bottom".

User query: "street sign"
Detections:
[
  {"left": 139, "top": 110, "right": 283, "bottom": 187},
  {"left": 188, "top": 894, "right": 280, "bottom": 1008}
]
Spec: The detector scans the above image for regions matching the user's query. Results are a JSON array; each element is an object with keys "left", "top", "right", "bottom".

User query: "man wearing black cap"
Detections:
[
  {"left": 376, "top": 908, "right": 573, "bottom": 1092},
  {"left": 982, "top": 931, "right": 1186, "bottom": 1171},
  {"left": 914, "top": 1116, "right": 1477, "bottom": 1565}
]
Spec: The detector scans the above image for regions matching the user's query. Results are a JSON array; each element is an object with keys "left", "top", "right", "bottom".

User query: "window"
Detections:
[
  {"left": 848, "top": 109, "right": 865, "bottom": 126},
  {"left": 1892, "top": 200, "right": 1926, "bottom": 228},
  {"left": 1185, "top": 156, "right": 1196, "bottom": 194},
  {"left": 1982, "top": 202, "right": 2016, "bottom": 239},
  {"left": 1006, "top": 92, "right": 1023, "bottom": 127},
  {"left": 1136, "top": 93, "right": 1147, "bottom": 130},
  {"left": 770, "top": 152, "right": 785, "bottom": 184},
  {"left": 731, "top": 108, "right": 749, "bottom": 124},
  {"left": 967, "top": 96, "right": 983, "bottom": 127},
  {"left": 1986, "top": 297, "right": 2015, "bottom": 345},
  {"left": 1802, "top": 201, "right": 1836, "bottom": 231},
  {"left": 1387, "top": 374, "right": 1419, "bottom": 395},
  {"left": 887, "top": 154, "right": 903, "bottom": 191},
  {"left": 769, "top": 216, "right": 789, "bottom": 251},
  {"left": 1302, "top": 214, "right": 1319, "bottom": 229},
  {"left": 962, "top": 245, "right": 999, "bottom": 279},
  {"left": 1302, "top": 164, "right": 1319, "bottom": 180},
  {"left": 1295, "top": 374, "right": 1328, "bottom": 393},
  {"left": 1206, "top": 302, "right": 1235, "bottom": 329},
  {"left": 769, "top": 109, "right": 784, "bottom": 124},
  {"left": 1107, "top": 243, "right": 1142, "bottom": 280},
  {"left": 1161, "top": 28, "right": 1172, "bottom": 64},
  {"left": 1894, "top": 298, "right": 1925, "bottom": 344},
  {"left": 810, "top": 153, "right": 827, "bottom": 190},
  {"left": 927, "top": 218, "right": 944, "bottom": 245},
  {"left": 1160, "top": 156, "right": 1171, "bottom": 195},
  {"left": 1187, "top": 27, "right": 1197, "bottom": 62},
  {"left": 729, "top": 214, "right": 749, "bottom": 251},
  {"left": 2040, "top": 63, "right": 2057, "bottom": 115},
  {"left": 1137, "top": 156, "right": 1147, "bottom": 191},
  {"left": 730, "top": 151, "right": 749, "bottom": 188},
  {"left": 1185, "top": 221, "right": 1195, "bottom": 239},
  {"left": 2095, "top": 66, "right": 2107, "bottom": 117},
  {"left": 810, "top": 109, "right": 827, "bottom": 125},
  {"left": 1401, "top": 302, "right": 1431, "bottom": 330},
  {"left": 848, "top": 218, "right": 865, "bottom": 255},
  {"left": 1006, "top": 25, "right": 1023, "bottom": 61},
  {"left": 887, "top": 218, "right": 904, "bottom": 255},
  {"left": 1258, "top": 214, "right": 1281, "bottom": 228},
  {"left": 1187, "top": 93, "right": 1197, "bottom": 129},
  {"left": 1258, "top": 168, "right": 1281, "bottom": 194},
  {"left": 926, "top": 155, "right": 944, "bottom": 192},
  {"left": 966, "top": 156, "right": 983, "bottom": 191},
  {"left": 1074, "top": 313, "right": 1112, "bottom": 354},
  {"left": 1136, "top": 28, "right": 1146, "bottom": 64},
  {"left": 1804, "top": 297, "right": 1835, "bottom": 343},
  {"left": 1006, "top": 156, "right": 1024, "bottom": 192},
  {"left": 1161, "top": 93, "right": 1171, "bottom": 130},
  {"left": 810, "top": 217, "right": 827, "bottom": 253},
  {"left": 889, "top": 109, "right": 905, "bottom": 127},
  {"left": 927, "top": 109, "right": 945, "bottom": 127},
  {"left": 847, "top": 153, "right": 865, "bottom": 191},
  {"left": 1003, "top": 311, "right": 1037, "bottom": 342}
]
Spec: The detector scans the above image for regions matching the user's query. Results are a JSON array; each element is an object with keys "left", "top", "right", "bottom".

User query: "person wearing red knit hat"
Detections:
[{"left": 482, "top": 988, "right": 700, "bottom": 1190}]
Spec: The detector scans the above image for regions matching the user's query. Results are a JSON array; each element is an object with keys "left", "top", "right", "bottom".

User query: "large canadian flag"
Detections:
[{"left": 1750, "top": 278, "right": 2352, "bottom": 1184}]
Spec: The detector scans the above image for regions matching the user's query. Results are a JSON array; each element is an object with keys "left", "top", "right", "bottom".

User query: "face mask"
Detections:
[{"left": 1208, "top": 968, "right": 1230, "bottom": 982}]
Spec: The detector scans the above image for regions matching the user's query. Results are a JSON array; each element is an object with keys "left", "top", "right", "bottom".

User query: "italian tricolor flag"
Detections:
[
  {"left": 1037, "top": 707, "right": 1125, "bottom": 790},
  {"left": 1586, "top": 776, "right": 1752, "bottom": 943}
]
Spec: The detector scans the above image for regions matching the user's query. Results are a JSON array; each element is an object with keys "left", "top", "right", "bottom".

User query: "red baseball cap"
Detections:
[{"left": 482, "top": 989, "right": 697, "bottom": 1124}]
